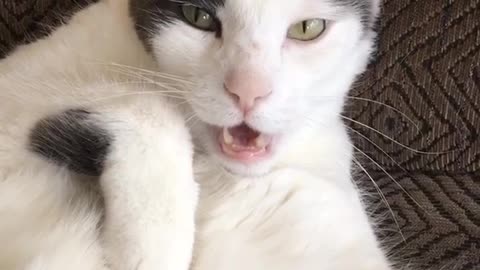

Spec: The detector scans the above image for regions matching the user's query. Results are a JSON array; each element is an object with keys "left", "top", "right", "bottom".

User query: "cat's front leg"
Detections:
[{"left": 97, "top": 96, "right": 197, "bottom": 270}]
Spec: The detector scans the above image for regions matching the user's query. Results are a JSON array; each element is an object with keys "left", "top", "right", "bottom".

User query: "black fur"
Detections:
[
  {"left": 336, "top": 0, "right": 378, "bottom": 30},
  {"left": 130, "top": 0, "right": 225, "bottom": 51},
  {"left": 29, "top": 109, "right": 111, "bottom": 176}
]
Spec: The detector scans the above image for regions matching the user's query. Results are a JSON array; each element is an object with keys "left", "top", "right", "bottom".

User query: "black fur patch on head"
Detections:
[
  {"left": 336, "top": 0, "right": 378, "bottom": 31},
  {"left": 130, "top": 0, "right": 225, "bottom": 51},
  {"left": 29, "top": 109, "right": 111, "bottom": 176}
]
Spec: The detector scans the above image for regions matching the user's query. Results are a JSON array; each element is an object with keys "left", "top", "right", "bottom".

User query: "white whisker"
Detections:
[
  {"left": 341, "top": 116, "right": 454, "bottom": 155},
  {"left": 352, "top": 157, "right": 406, "bottom": 243}
]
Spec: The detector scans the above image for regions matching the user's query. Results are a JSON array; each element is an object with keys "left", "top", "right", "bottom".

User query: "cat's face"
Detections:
[{"left": 131, "top": 0, "right": 379, "bottom": 176}]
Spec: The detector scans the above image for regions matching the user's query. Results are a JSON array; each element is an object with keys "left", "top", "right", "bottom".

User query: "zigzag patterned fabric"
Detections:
[
  {"left": 345, "top": 2, "right": 480, "bottom": 268},
  {"left": 0, "top": 0, "right": 479, "bottom": 269},
  {"left": 349, "top": 0, "right": 480, "bottom": 173}
]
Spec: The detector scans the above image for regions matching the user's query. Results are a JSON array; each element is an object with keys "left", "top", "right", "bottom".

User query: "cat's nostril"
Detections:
[
  {"left": 224, "top": 83, "right": 240, "bottom": 103},
  {"left": 257, "top": 90, "right": 272, "bottom": 101}
]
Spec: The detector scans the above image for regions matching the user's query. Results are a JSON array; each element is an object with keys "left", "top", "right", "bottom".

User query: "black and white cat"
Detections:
[{"left": 0, "top": 0, "right": 394, "bottom": 269}]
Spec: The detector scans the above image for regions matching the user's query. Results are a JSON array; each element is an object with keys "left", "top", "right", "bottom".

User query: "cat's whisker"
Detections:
[
  {"left": 351, "top": 157, "right": 406, "bottom": 243},
  {"left": 344, "top": 96, "right": 420, "bottom": 132},
  {"left": 302, "top": 116, "right": 411, "bottom": 240},
  {"left": 341, "top": 116, "right": 454, "bottom": 155},
  {"left": 108, "top": 68, "right": 191, "bottom": 90},
  {"left": 174, "top": 99, "right": 192, "bottom": 106},
  {"left": 350, "top": 143, "right": 425, "bottom": 212},
  {"left": 344, "top": 125, "right": 405, "bottom": 169},
  {"left": 80, "top": 80, "right": 187, "bottom": 93},
  {"left": 344, "top": 125, "right": 425, "bottom": 210},
  {"left": 305, "top": 116, "right": 425, "bottom": 211},
  {"left": 111, "top": 67, "right": 187, "bottom": 85},
  {"left": 185, "top": 113, "right": 199, "bottom": 125},
  {"left": 307, "top": 95, "right": 420, "bottom": 131},
  {"left": 189, "top": 119, "right": 202, "bottom": 130},
  {"left": 99, "top": 77, "right": 189, "bottom": 95},
  {"left": 104, "top": 62, "right": 195, "bottom": 85},
  {"left": 79, "top": 90, "right": 187, "bottom": 106}
]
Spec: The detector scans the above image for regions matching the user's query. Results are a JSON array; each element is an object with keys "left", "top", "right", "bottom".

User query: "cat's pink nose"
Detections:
[{"left": 224, "top": 69, "right": 272, "bottom": 114}]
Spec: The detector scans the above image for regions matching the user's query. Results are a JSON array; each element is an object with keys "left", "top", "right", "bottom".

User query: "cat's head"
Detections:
[{"left": 130, "top": 0, "right": 379, "bottom": 176}]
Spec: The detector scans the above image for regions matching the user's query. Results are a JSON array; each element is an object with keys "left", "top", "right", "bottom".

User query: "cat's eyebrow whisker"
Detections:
[
  {"left": 169, "top": 0, "right": 188, "bottom": 4},
  {"left": 340, "top": 116, "right": 455, "bottom": 155},
  {"left": 136, "top": 6, "right": 171, "bottom": 18}
]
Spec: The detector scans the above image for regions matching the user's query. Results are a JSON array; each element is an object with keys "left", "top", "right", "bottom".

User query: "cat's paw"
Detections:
[
  {"left": 102, "top": 223, "right": 195, "bottom": 270},
  {"left": 96, "top": 94, "right": 197, "bottom": 270}
]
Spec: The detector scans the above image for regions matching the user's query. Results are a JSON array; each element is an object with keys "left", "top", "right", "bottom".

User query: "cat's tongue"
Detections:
[{"left": 220, "top": 124, "right": 272, "bottom": 161}]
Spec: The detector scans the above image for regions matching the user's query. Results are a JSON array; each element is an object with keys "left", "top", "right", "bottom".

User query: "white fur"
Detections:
[
  {"left": 0, "top": 0, "right": 393, "bottom": 270},
  {"left": 0, "top": 2, "right": 196, "bottom": 270}
]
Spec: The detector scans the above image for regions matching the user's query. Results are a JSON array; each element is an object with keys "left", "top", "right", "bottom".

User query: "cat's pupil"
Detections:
[
  {"left": 302, "top": 21, "right": 307, "bottom": 33},
  {"left": 194, "top": 7, "right": 201, "bottom": 22}
]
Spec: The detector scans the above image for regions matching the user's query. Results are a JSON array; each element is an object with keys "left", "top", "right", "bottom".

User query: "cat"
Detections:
[{"left": 0, "top": 0, "right": 394, "bottom": 269}]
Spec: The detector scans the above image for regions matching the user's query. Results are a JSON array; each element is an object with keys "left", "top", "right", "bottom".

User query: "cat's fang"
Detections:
[
  {"left": 255, "top": 134, "right": 267, "bottom": 148},
  {"left": 223, "top": 127, "right": 234, "bottom": 145}
]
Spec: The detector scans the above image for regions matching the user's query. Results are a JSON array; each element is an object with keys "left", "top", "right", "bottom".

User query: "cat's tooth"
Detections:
[
  {"left": 255, "top": 135, "right": 266, "bottom": 148},
  {"left": 223, "top": 128, "right": 234, "bottom": 145}
]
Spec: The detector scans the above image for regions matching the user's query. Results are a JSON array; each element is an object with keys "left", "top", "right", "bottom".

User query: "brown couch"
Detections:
[{"left": 1, "top": 0, "right": 478, "bottom": 269}]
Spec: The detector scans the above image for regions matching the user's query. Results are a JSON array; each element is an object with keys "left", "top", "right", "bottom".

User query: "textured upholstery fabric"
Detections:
[
  {"left": 346, "top": 1, "right": 480, "bottom": 268},
  {"left": 359, "top": 171, "right": 480, "bottom": 269},
  {"left": 0, "top": 0, "right": 478, "bottom": 269},
  {"left": 349, "top": 0, "right": 480, "bottom": 173},
  {"left": 0, "top": 0, "right": 96, "bottom": 57}
]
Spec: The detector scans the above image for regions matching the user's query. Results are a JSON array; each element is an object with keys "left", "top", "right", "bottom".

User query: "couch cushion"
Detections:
[
  {"left": 359, "top": 171, "right": 480, "bottom": 270},
  {"left": 0, "top": 0, "right": 97, "bottom": 58},
  {"left": 348, "top": 0, "right": 480, "bottom": 173}
]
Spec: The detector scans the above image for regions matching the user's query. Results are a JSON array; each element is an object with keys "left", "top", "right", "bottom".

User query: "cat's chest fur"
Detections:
[{"left": 191, "top": 164, "right": 379, "bottom": 270}]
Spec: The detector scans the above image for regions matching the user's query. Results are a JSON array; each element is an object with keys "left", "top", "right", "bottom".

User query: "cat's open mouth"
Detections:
[{"left": 218, "top": 123, "right": 273, "bottom": 162}]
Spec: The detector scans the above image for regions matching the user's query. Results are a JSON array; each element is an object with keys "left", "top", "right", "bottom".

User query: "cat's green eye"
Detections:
[
  {"left": 181, "top": 5, "right": 216, "bottom": 31},
  {"left": 287, "top": 19, "right": 326, "bottom": 41}
]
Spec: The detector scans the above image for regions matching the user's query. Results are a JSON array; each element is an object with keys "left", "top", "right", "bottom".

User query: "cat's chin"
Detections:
[{"left": 215, "top": 153, "right": 277, "bottom": 178}]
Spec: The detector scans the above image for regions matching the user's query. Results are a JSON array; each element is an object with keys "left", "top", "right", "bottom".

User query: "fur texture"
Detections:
[{"left": 0, "top": 0, "right": 392, "bottom": 269}]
